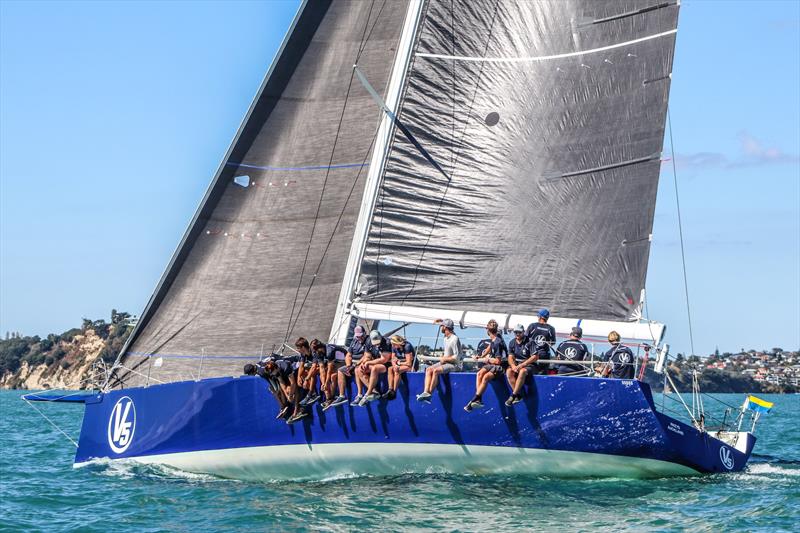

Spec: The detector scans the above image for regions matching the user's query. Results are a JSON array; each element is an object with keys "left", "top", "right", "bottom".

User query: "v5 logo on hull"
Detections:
[
  {"left": 719, "top": 446, "right": 734, "bottom": 470},
  {"left": 107, "top": 396, "right": 136, "bottom": 454}
]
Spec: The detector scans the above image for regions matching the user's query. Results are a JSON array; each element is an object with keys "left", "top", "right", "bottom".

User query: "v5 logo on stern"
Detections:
[{"left": 107, "top": 396, "right": 136, "bottom": 454}]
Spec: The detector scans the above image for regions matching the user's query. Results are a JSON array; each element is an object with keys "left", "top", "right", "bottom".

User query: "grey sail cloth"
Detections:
[
  {"left": 359, "top": 0, "right": 679, "bottom": 321},
  {"left": 113, "top": 0, "right": 410, "bottom": 387}
]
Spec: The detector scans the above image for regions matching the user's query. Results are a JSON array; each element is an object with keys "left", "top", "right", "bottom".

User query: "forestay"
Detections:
[{"left": 357, "top": 0, "right": 680, "bottom": 321}]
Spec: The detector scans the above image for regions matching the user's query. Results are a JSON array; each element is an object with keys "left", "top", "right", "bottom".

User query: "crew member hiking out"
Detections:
[
  {"left": 356, "top": 330, "right": 392, "bottom": 405},
  {"left": 417, "top": 318, "right": 462, "bottom": 404},
  {"left": 465, "top": 320, "right": 507, "bottom": 412},
  {"left": 507, "top": 308, "right": 555, "bottom": 406},
  {"left": 328, "top": 325, "right": 368, "bottom": 408},
  {"left": 386, "top": 334, "right": 415, "bottom": 400},
  {"left": 506, "top": 323, "right": 529, "bottom": 391}
]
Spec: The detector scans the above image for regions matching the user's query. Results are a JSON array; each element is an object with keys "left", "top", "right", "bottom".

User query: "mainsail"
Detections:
[
  {"left": 112, "top": 0, "right": 412, "bottom": 387},
  {"left": 356, "top": 0, "right": 679, "bottom": 321}
]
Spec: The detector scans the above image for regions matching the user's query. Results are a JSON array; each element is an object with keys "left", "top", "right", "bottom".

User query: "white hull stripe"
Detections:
[
  {"left": 75, "top": 443, "right": 698, "bottom": 481},
  {"left": 416, "top": 29, "right": 677, "bottom": 63}
]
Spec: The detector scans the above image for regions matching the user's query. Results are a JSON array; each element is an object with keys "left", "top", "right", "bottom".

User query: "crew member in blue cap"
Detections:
[{"left": 506, "top": 309, "right": 556, "bottom": 405}]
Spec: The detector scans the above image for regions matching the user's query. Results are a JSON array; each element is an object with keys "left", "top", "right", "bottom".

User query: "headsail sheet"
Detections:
[
  {"left": 114, "top": 0, "right": 410, "bottom": 387},
  {"left": 358, "top": 0, "right": 679, "bottom": 321}
]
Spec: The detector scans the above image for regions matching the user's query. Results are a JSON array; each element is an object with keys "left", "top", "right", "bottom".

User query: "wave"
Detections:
[{"left": 76, "top": 457, "right": 227, "bottom": 483}]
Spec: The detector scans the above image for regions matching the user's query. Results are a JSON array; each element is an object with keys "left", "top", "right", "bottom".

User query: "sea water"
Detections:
[{"left": 0, "top": 390, "right": 797, "bottom": 532}]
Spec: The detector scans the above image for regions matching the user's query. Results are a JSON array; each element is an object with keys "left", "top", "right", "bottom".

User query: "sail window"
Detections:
[
  {"left": 484, "top": 112, "right": 500, "bottom": 127},
  {"left": 233, "top": 175, "right": 251, "bottom": 188}
]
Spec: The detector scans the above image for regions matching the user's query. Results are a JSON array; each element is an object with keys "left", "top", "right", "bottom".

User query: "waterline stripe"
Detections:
[
  {"left": 416, "top": 29, "right": 677, "bottom": 63},
  {"left": 226, "top": 161, "right": 369, "bottom": 172},
  {"left": 75, "top": 442, "right": 700, "bottom": 481}
]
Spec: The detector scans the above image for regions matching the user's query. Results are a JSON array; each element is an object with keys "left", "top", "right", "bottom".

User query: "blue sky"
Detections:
[{"left": 1, "top": 0, "right": 798, "bottom": 355}]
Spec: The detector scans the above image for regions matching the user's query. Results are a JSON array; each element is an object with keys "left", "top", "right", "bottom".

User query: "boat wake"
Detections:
[{"left": 76, "top": 457, "right": 227, "bottom": 483}]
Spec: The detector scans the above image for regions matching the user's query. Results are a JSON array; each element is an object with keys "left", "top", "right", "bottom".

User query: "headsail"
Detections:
[
  {"left": 357, "top": 0, "right": 679, "bottom": 321},
  {"left": 112, "top": 0, "right": 412, "bottom": 387}
]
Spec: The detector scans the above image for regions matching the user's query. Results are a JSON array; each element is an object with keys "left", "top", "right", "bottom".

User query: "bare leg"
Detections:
[
  {"left": 506, "top": 368, "right": 517, "bottom": 390},
  {"left": 337, "top": 369, "right": 347, "bottom": 397},
  {"left": 424, "top": 367, "right": 433, "bottom": 393},
  {"left": 429, "top": 367, "right": 442, "bottom": 394},
  {"left": 355, "top": 368, "right": 368, "bottom": 396},
  {"left": 476, "top": 372, "right": 495, "bottom": 396},
  {"left": 513, "top": 368, "right": 529, "bottom": 396},
  {"left": 366, "top": 365, "right": 386, "bottom": 395}
]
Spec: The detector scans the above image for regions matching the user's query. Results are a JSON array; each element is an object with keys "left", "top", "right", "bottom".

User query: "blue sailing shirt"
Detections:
[
  {"left": 508, "top": 338, "right": 530, "bottom": 363},
  {"left": 487, "top": 335, "right": 507, "bottom": 364},
  {"left": 605, "top": 344, "right": 635, "bottom": 379},
  {"left": 525, "top": 322, "right": 556, "bottom": 357},
  {"left": 555, "top": 339, "right": 588, "bottom": 374},
  {"left": 367, "top": 337, "right": 392, "bottom": 360},
  {"left": 392, "top": 341, "right": 416, "bottom": 364},
  {"left": 348, "top": 336, "right": 367, "bottom": 360}
]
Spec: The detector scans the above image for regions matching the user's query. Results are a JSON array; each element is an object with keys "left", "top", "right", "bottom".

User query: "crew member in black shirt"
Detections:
[
  {"left": 601, "top": 330, "right": 635, "bottom": 379},
  {"left": 507, "top": 308, "right": 556, "bottom": 405},
  {"left": 554, "top": 326, "right": 589, "bottom": 375},
  {"left": 357, "top": 330, "right": 392, "bottom": 405},
  {"left": 465, "top": 320, "right": 507, "bottom": 412},
  {"left": 506, "top": 323, "right": 529, "bottom": 391}
]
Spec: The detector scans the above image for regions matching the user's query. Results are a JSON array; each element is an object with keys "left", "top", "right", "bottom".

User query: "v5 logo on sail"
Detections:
[{"left": 107, "top": 396, "right": 136, "bottom": 454}]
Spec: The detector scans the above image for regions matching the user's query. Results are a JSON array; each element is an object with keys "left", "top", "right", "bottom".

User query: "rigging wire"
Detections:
[
  {"left": 667, "top": 106, "right": 696, "bottom": 357},
  {"left": 284, "top": 0, "right": 389, "bottom": 342}
]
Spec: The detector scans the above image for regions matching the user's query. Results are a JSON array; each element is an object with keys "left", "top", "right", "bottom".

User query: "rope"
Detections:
[
  {"left": 23, "top": 399, "right": 78, "bottom": 448},
  {"left": 667, "top": 106, "right": 696, "bottom": 357}
]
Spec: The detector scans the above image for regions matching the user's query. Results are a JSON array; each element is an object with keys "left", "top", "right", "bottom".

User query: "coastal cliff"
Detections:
[{"left": 0, "top": 311, "right": 131, "bottom": 390}]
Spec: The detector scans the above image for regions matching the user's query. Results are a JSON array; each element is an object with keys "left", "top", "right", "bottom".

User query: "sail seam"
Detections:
[
  {"left": 415, "top": 29, "right": 676, "bottom": 63},
  {"left": 226, "top": 161, "right": 368, "bottom": 172}
]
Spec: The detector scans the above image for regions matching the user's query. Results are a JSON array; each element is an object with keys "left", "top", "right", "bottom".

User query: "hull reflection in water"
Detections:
[{"left": 71, "top": 374, "right": 755, "bottom": 480}]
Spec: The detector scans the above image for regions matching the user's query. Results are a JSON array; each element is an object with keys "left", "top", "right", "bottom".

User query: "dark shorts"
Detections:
[{"left": 483, "top": 364, "right": 504, "bottom": 376}]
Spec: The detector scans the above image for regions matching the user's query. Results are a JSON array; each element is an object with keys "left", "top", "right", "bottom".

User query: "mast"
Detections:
[{"left": 330, "top": 0, "right": 426, "bottom": 345}]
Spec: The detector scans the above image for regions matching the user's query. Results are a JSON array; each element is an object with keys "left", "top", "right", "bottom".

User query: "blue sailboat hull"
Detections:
[{"left": 73, "top": 373, "right": 754, "bottom": 480}]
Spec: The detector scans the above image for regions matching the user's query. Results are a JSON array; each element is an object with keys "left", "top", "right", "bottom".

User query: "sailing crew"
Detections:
[
  {"left": 600, "top": 331, "right": 635, "bottom": 380},
  {"left": 417, "top": 318, "right": 462, "bottom": 404},
  {"left": 292, "top": 338, "right": 318, "bottom": 418},
  {"left": 465, "top": 320, "right": 507, "bottom": 412},
  {"left": 250, "top": 356, "right": 304, "bottom": 423},
  {"left": 327, "top": 325, "right": 368, "bottom": 408},
  {"left": 386, "top": 334, "right": 415, "bottom": 400},
  {"left": 506, "top": 309, "right": 555, "bottom": 405},
  {"left": 356, "top": 330, "right": 392, "bottom": 405},
  {"left": 506, "top": 323, "right": 530, "bottom": 391},
  {"left": 554, "top": 327, "right": 589, "bottom": 375},
  {"left": 318, "top": 341, "right": 347, "bottom": 408}
]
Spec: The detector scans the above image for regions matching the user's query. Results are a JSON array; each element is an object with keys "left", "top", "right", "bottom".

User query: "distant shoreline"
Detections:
[{"left": 2, "top": 312, "right": 798, "bottom": 393}]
